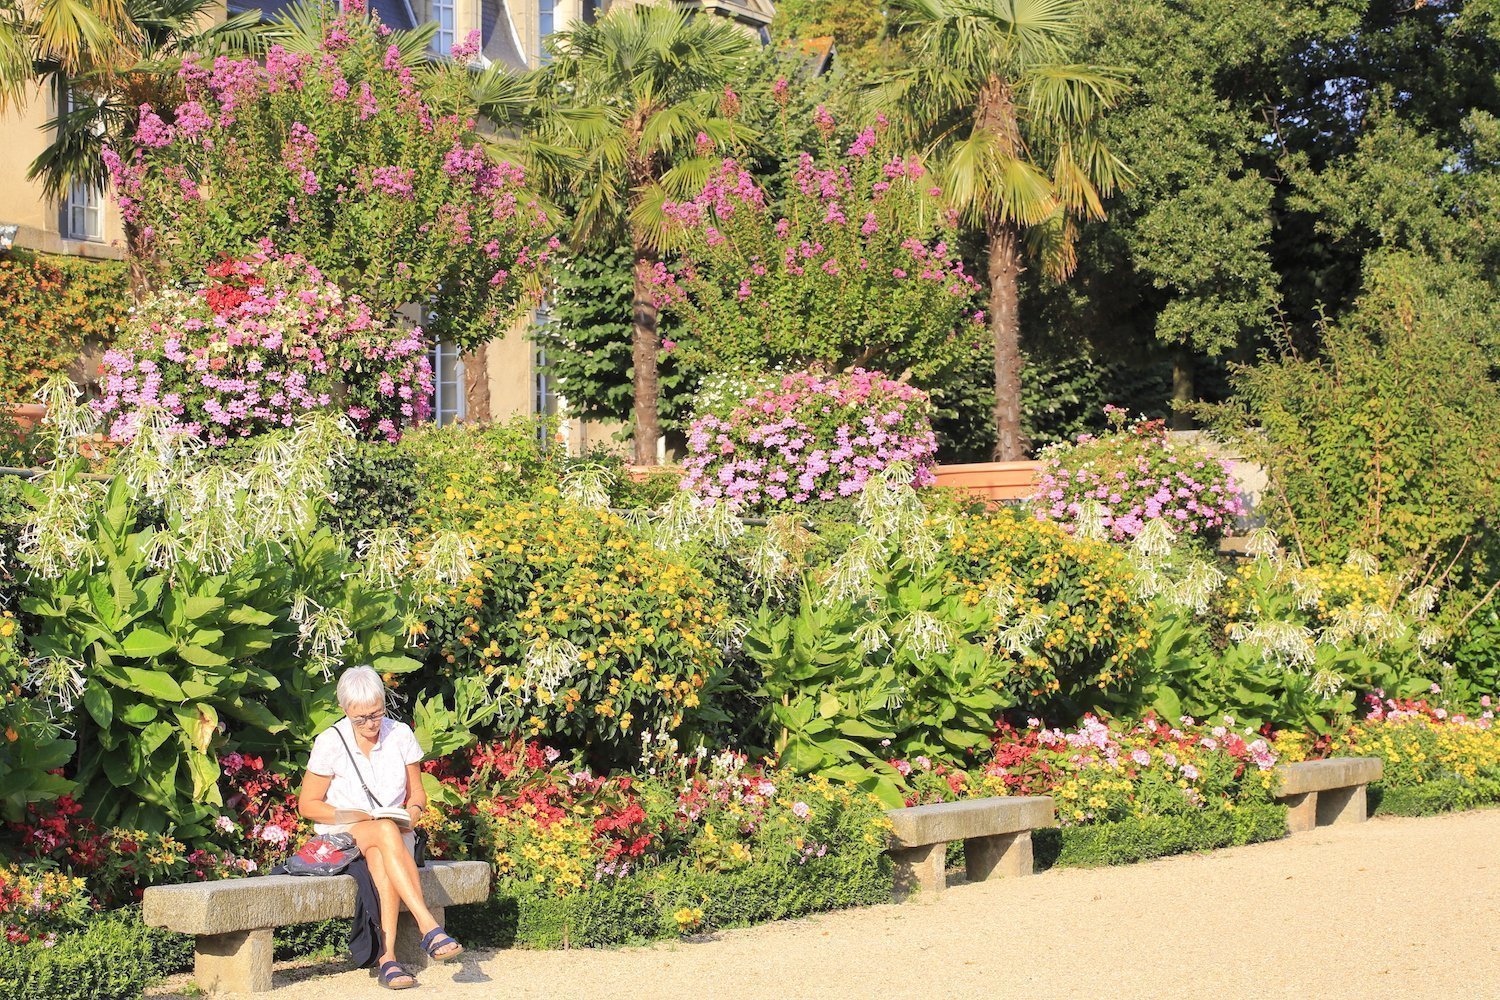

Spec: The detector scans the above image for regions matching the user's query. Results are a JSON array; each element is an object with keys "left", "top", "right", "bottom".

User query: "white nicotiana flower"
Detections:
[
  {"left": 1344, "top": 549, "right": 1380, "bottom": 577},
  {"left": 359, "top": 528, "right": 412, "bottom": 591},
  {"left": 1417, "top": 624, "right": 1445, "bottom": 650},
  {"left": 1168, "top": 559, "right": 1225, "bottom": 615},
  {"left": 1309, "top": 668, "right": 1345, "bottom": 698},
  {"left": 1244, "top": 526, "right": 1281, "bottom": 561},
  {"left": 26, "top": 656, "right": 87, "bottom": 714},
  {"left": 421, "top": 531, "right": 479, "bottom": 587},
  {"left": 560, "top": 465, "right": 614, "bottom": 509},
  {"left": 1131, "top": 518, "right": 1175, "bottom": 561},
  {"left": 34, "top": 376, "right": 100, "bottom": 452},
  {"left": 996, "top": 609, "right": 1049, "bottom": 655},
  {"left": 852, "top": 618, "right": 890, "bottom": 655},
  {"left": 825, "top": 534, "right": 884, "bottom": 604},
  {"left": 1073, "top": 499, "right": 1109, "bottom": 542},
  {"left": 1228, "top": 620, "right": 1315, "bottom": 667},
  {"left": 981, "top": 580, "right": 1017, "bottom": 621},
  {"left": 1405, "top": 584, "right": 1439, "bottom": 620},
  {"left": 518, "top": 637, "right": 582, "bottom": 701},
  {"left": 300, "top": 606, "right": 353, "bottom": 678},
  {"left": 898, "top": 611, "right": 955, "bottom": 660}
]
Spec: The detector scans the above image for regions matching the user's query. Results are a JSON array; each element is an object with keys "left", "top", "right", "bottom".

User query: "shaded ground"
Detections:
[{"left": 152, "top": 809, "right": 1500, "bottom": 999}]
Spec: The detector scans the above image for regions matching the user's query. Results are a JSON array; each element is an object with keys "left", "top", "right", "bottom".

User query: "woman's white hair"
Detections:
[{"left": 337, "top": 665, "right": 386, "bottom": 713}]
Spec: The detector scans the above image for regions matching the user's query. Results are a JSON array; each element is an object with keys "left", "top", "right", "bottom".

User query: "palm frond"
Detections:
[{"left": 942, "top": 127, "right": 1057, "bottom": 227}]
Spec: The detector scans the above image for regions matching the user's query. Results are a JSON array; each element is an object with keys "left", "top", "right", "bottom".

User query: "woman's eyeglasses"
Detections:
[{"left": 350, "top": 711, "right": 386, "bottom": 726}]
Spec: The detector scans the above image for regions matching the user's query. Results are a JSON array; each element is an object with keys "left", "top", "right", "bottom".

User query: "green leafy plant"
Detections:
[
  {"left": 0, "top": 250, "right": 126, "bottom": 406},
  {"left": 0, "top": 608, "right": 74, "bottom": 821},
  {"left": 745, "top": 558, "right": 1012, "bottom": 807}
]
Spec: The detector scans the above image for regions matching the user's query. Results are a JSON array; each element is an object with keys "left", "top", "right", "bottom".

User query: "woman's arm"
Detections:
[
  {"left": 297, "top": 771, "right": 342, "bottom": 825},
  {"left": 403, "top": 761, "right": 428, "bottom": 823}
]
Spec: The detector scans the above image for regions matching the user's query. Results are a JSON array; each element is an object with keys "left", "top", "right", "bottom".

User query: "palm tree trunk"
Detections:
[
  {"left": 987, "top": 220, "right": 1027, "bottom": 461},
  {"left": 631, "top": 242, "right": 663, "bottom": 466}
]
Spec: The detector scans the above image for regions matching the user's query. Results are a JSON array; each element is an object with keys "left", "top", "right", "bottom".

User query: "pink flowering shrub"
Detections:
[
  {"left": 93, "top": 250, "right": 432, "bottom": 443},
  {"left": 655, "top": 110, "right": 982, "bottom": 385},
  {"left": 680, "top": 368, "right": 938, "bottom": 506},
  {"left": 105, "top": 2, "right": 556, "bottom": 350},
  {"left": 1033, "top": 408, "right": 1246, "bottom": 543}
]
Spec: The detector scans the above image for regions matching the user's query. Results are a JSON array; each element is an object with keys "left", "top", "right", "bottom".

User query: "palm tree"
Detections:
[
  {"left": 27, "top": 0, "right": 266, "bottom": 206},
  {"left": 536, "top": 2, "right": 755, "bottom": 465},
  {"left": 877, "top": 0, "right": 1130, "bottom": 460},
  {"left": 0, "top": 0, "right": 136, "bottom": 110}
]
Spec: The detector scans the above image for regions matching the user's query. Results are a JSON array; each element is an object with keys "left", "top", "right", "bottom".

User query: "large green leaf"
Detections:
[
  {"left": 83, "top": 684, "right": 113, "bottom": 730},
  {"left": 120, "top": 627, "right": 175, "bottom": 659},
  {"left": 118, "top": 668, "right": 186, "bottom": 702}
]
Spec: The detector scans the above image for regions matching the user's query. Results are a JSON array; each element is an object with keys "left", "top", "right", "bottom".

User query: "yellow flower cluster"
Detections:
[
  {"left": 431, "top": 500, "right": 728, "bottom": 750},
  {"left": 483, "top": 812, "right": 597, "bottom": 896},
  {"left": 1334, "top": 717, "right": 1500, "bottom": 786},
  {"left": 947, "top": 509, "right": 1149, "bottom": 698}
]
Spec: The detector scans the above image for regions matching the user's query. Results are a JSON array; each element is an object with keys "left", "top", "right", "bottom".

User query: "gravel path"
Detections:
[{"left": 153, "top": 809, "right": 1500, "bottom": 1000}]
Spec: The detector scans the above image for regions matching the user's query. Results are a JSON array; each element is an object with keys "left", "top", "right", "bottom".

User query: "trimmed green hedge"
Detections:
[
  {"left": 448, "top": 851, "right": 892, "bottom": 950},
  {"left": 0, "top": 909, "right": 188, "bottom": 1000},
  {"left": 1033, "top": 802, "right": 1290, "bottom": 870},
  {"left": 1370, "top": 778, "right": 1500, "bottom": 818}
]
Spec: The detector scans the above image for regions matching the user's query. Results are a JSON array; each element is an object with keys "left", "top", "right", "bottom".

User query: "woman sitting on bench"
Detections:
[{"left": 298, "top": 666, "right": 464, "bottom": 989}]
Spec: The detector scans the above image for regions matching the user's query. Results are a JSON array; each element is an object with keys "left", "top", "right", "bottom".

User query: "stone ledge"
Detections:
[
  {"left": 1275, "top": 758, "right": 1383, "bottom": 797},
  {"left": 886, "top": 796, "right": 1055, "bottom": 849},
  {"left": 142, "top": 860, "right": 490, "bottom": 936}
]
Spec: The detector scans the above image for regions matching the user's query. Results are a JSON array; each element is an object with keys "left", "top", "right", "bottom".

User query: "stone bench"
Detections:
[
  {"left": 1273, "top": 757, "right": 1382, "bottom": 833},
  {"left": 142, "top": 859, "right": 490, "bottom": 994},
  {"left": 885, "top": 796, "right": 1054, "bottom": 900}
]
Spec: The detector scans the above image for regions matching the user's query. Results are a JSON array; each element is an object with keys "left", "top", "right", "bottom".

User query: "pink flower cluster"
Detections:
[
  {"left": 680, "top": 369, "right": 938, "bottom": 507},
  {"left": 1033, "top": 415, "right": 1247, "bottom": 541},
  {"left": 93, "top": 248, "right": 433, "bottom": 444}
]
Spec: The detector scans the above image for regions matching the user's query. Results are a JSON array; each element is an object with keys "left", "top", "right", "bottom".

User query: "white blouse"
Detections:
[{"left": 306, "top": 717, "right": 424, "bottom": 834}]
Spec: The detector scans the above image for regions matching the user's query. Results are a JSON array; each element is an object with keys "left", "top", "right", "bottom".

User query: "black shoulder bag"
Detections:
[{"left": 332, "top": 726, "right": 429, "bottom": 868}]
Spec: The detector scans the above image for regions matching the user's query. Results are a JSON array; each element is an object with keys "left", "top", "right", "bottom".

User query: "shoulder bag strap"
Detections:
[{"left": 331, "top": 724, "right": 396, "bottom": 810}]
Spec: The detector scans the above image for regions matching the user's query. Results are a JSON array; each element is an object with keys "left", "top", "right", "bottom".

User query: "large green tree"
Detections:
[
  {"left": 876, "top": 0, "right": 1130, "bottom": 461},
  {"left": 535, "top": 2, "right": 755, "bottom": 464}
]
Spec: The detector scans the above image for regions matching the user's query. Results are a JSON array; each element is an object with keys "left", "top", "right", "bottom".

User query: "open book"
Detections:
[{"left": 332, "top": 806, "right": 413, "bottom": 828}]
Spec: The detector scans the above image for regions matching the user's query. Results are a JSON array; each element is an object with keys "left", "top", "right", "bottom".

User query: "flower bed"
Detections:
[
  {"left": 1033, "top": 410, "right": 1245, "bottom": 543},
  {"left": 93, "top": 250, "right": 432, "bottom": 444},
  {"left": 681, "top": 368, "right": 938, "bottom": 507},
  {"left": 1276, "top": 694, "right": 1500, "bottom": 817}
]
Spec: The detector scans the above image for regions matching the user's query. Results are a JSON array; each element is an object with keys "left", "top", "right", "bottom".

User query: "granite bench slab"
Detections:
[
  {"left": 884, "top": 796, "right": 1054, "bottom": 900},
  {"left": 142, "top": 859, "right": 490, "bottom": 994},
  {"left": 1273, "top": 758, "right": 1383, "bottom": 833}
]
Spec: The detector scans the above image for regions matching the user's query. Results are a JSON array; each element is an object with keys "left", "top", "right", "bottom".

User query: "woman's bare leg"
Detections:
[
  {"left": 363, "top": 846, "right": 413, "bottom": 985},
  {"left": 350, "top": 819, "right": 460, "bottom": 956}
]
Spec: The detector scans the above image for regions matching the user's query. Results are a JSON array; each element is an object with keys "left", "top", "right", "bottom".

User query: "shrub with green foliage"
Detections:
[
  {"left": 1034, "top": 800, "right": 1287, "bottom": 869},
  {"left": 424, "top": 500, "right": 727, "bottom": 767},
  {"left": 0, "top": 250, "right": 127, "bottom": 406},
  {"left": 1194, "top": 253, "right": 1499, "bottom": 566},
  {"left": 0, "top": 908, "right": 185, "bottom": 1000}
]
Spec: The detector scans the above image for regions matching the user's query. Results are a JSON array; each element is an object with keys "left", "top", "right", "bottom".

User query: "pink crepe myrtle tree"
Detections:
[
  {"left": 103, "top": 1, "right": 558, "bottom": 418},
  {"left": 655, "top": 107, "right": 985, "bottom": 394}
]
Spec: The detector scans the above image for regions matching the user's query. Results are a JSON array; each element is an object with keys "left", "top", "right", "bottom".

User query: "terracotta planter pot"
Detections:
[
  {"left": 625, "top": 465, "right": 685, "bottom": 483},
  {"left": 930, "top": 460, "right": 1043, "bottom": 503},
  {"left": 4, "top": 404, "right": 47, "bottom": 435}
]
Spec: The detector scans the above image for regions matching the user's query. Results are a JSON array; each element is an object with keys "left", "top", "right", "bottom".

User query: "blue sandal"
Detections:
[
  {"left": 379, "top": 960, "right": 418, "bottom": 990},
  {"left": 421, "top": 926, "right": 464, "bottom": 961}
]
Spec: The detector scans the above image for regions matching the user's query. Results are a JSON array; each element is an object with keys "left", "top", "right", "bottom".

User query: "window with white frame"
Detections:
[
  {"left": 64, "top": 181, "right": 105, "bottom": 242},
  {"left": 430, "top": 340, "right": 467, "bottom": 425},
  {"left": 60, "top": 83, "right": 106, "bottom": 242},
  {"left": 432, "top": 0, "right": 456, "bottom": 55}
]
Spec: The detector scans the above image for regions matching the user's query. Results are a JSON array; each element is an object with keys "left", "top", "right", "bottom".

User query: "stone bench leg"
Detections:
[
  {"left": 394, "top": 904, "right": 444, "bottom": 970},
  {"left": 196, "top": 927, "right": 274, "bottom": 994},
  {"left": 964, "top": 829, "right": 1033, "bottom": 881},
  {"left": 1316, "top": 784, "right": 1367, "bottom": 826},
  {"left": 1282, "top": 791, "right": 1319, "bottom": 833},
  {"left": 890, "top": 845, "right": 946, "bottom": 901}
]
